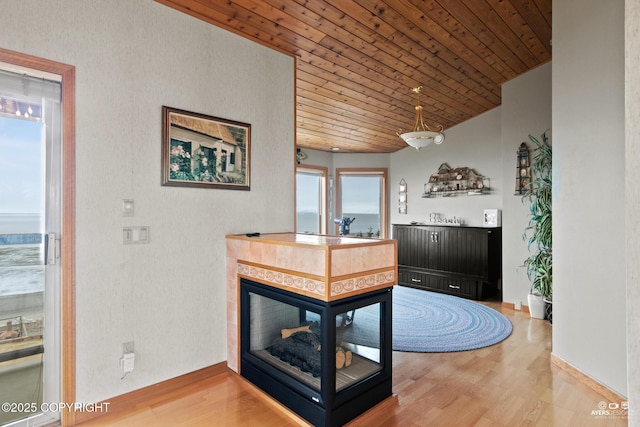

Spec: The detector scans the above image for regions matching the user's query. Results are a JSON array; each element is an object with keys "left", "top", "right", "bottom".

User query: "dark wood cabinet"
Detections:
[{"left": 393, "top": 224, "right": 502, "bottom": 300}]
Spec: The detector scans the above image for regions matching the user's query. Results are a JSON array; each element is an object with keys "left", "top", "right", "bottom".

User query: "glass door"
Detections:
[{"left": 0, "top": 68, "right": 61, "bottom": 426}]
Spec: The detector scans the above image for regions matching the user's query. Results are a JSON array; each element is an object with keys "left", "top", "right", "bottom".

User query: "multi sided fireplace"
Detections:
[
  {"left": 241, "top": 278, "right": 392, "bottom": 427},
  {"left": 226, "top": 233, "right": 397, "bottom": 427}
]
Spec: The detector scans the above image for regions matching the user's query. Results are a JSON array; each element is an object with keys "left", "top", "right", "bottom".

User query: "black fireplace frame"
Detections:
[{"left": 240, "top": 278, "right": 393, "bottom": 427}]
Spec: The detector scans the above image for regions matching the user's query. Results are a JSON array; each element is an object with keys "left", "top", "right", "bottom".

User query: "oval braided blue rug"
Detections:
[
  {"left": 341, "top": 286, "right": 512, "bottom": 352},
  {"left": 392, "top": 286, "right": 512, "bottom": 352}
]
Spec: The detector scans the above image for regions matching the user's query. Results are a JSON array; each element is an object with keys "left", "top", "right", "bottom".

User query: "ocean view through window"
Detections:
[
  {"left": 336, "top": 169, "right": 388, "bottom": 238},
  {"left": 0, "top": 117, "right": 44, "bottom": 297},
  {"left": 0, "top": 115, "right": 46, "bottom": 426},
  {"left": 296, "top": 166, "right": 327, "bottom": 234}
]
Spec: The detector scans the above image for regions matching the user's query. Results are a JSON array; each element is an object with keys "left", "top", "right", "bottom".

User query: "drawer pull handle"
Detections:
[
  {"left": 448, "top": 284, "right": 460, "bottom": 289},
  {"left": 411, "top": 278, "right": 422, "bottom": 283}
]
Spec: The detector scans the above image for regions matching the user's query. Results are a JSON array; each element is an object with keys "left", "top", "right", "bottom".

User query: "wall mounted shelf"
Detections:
[
  {"left": 515, "top": 142, "right": 532, "bottom": 195},
  {"left": 422, "top": 163, "right": 490, "bottom": 198},
  {"left": 398, "top": 178, "right": 407, "bottom": 213}
]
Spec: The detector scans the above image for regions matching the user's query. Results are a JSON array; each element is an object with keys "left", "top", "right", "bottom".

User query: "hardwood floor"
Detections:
[{"left": 77, "top": 302, "right": 628, "bottom": 427}]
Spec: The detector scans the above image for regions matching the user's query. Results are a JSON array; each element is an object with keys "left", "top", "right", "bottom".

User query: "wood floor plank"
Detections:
[{"left": 77, "top": 302, "right": 628, "bottom": 427}]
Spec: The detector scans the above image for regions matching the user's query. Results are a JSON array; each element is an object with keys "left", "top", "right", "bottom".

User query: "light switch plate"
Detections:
[
  {"left": 121, "top": 352, "right": 135, "bottom": 372},
  {"left": 123, "top": 226, "right": 150, "bottom": 244},
  {"left": 123, "top": 199, "right": 134, "bottom": 217},
  {"left": 137, "top": 226, "right": 149, "bottom": 243},
  {"left": 123, "top": 227, "right": 133, "bottom": 244}
]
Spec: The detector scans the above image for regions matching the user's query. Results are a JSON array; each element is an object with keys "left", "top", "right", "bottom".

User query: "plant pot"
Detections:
[
  {"left": 544, "top": 297, "right": 552, "bottom": 324},
  {"left": 527, "top": 293, "right": 546, "bottom": 319}
]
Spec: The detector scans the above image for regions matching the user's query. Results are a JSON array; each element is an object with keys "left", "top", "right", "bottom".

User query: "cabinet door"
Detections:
[
  {"left": 442, "top": 228, "right": 488, "bottom": 277},
  {"left": 430, "top": 228, "right": 452, "bottom": 272},
  {"left": 395, "top": 225, "right": 441, "bottom": 270},
  {"left": 396, "top": 225, "right": 427, "bottom": 268},
  {"left": 426, "top": 227, "right": 443, "bottom": 271}
]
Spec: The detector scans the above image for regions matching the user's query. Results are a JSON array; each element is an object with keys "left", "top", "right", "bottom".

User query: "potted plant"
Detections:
[
  {"left": 367, "top": 226, "right": 374, "bottom": 238},
  {"left": 522, "top": 131, "right": 552, "bottom": 321}
]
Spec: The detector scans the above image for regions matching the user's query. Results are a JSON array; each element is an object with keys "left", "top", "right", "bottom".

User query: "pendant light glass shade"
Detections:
[{"left": 397, "top": 86, "right": 445, "bottom": 150}]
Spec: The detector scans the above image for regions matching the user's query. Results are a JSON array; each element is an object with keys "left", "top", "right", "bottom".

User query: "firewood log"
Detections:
[
  {"left": 344, "top": 349, "right": 353, "bottom": 367},
  {"left": 336, "top": 347, "right": 346, "bottom": 369},
  {"left": 270, "top": 337, "right": 321, "bottom": 377},
  {"left": 281, "top": 325, "right": 312, "bottom": 339}
]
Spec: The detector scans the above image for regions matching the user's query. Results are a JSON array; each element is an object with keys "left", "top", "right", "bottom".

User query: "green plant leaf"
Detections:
[{"left": 522, "top": 131, "right": 552, "bottom": 298}]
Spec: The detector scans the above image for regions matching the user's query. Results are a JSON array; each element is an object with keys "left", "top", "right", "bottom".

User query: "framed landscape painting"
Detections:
[{"left": 162, "top": 106, "right": 251, "bottom": 190}]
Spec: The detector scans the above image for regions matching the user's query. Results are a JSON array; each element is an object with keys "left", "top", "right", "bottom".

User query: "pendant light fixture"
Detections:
[{"left": 397, "top": 86, "right": 445, "bottom": 150}]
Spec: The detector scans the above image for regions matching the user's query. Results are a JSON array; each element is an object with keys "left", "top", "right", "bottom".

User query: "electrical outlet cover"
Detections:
[{"left": 122, "top": 352, "right": 135, "bottom": 372}]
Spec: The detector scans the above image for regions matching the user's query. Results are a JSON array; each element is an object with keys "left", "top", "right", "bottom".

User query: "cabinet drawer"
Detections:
[
  {"left": 398, "top": 268, "right": 481, "bottom": 299},
  {"left": 443, "top": 279, "right": 478, "bottom": 299},
  {"left": 398, "top": 269, "right": 438, "bottom": 291}
]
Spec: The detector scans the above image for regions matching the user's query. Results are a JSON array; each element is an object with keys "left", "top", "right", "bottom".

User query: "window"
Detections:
[
  {"left": 296, "top": 166, "right": 327, "bottom": 234},
  {"left": 336, "top": 169, "right": 388, "bottom": 238}
]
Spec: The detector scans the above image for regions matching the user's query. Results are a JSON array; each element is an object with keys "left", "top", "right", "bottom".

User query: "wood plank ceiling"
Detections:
[{"left": 156, "top": 0, "right": 552, "bottom": 153}]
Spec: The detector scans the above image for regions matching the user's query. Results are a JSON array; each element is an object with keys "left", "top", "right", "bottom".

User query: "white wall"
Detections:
[
  {"left": 501, "top": 63, "right": 552, "bottom": 308},
  {"left": 333, "top": 152, "right": 390, "bottom": 170},
  {"left": 626, "top": 1, "right": 640, "bottom": 422},
  {"left": 553, "top": 0, "right": 627, "bottom": 396},
  {"left": 302, "top": 149, "right": 333, "bottom": 170},
  {"left": 1, "top": 0, "right": 295, "bottom": 404},
  {"left": 389, "top": 107, "right": 503, "bottom": 228}
]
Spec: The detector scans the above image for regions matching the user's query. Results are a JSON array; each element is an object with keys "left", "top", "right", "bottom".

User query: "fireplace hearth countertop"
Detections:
[{"left": 226, "top": 232, "right": 397, "bottom": 373}]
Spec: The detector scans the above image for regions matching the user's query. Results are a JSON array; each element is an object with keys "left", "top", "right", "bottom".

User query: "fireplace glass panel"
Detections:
[
  {"left": 335, "top": 306, "right": 382, "bottom": 391},
  {"left": 241, "top": 278, "right": 393, "bottom": 427},
  {"left": 247, "top": 292, "right": 383, "bottom": 393},
  {"left": 249, "top": 292, "right": 323, "bottom": 391}
]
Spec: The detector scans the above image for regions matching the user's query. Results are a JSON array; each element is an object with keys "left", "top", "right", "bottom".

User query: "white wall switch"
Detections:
[
  {"left": 123, "top": 199, "right": 134, "bottom": 217},
  {"left": 121, "top": 352, "right": 135, "bottom": 373},
  {"left": 138, "top": 226, "right": 149, "bottom": 243},
  {"left": 123, "top": 227, "right": 133, "bottom": 244},
  {"left": 123, "top": 226, "right": 150, "bottom": 244}
]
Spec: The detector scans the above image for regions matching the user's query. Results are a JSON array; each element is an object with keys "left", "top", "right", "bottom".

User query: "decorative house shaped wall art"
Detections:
[{"left": 423, "top": 163, "right": 490, "bottom": 197}]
